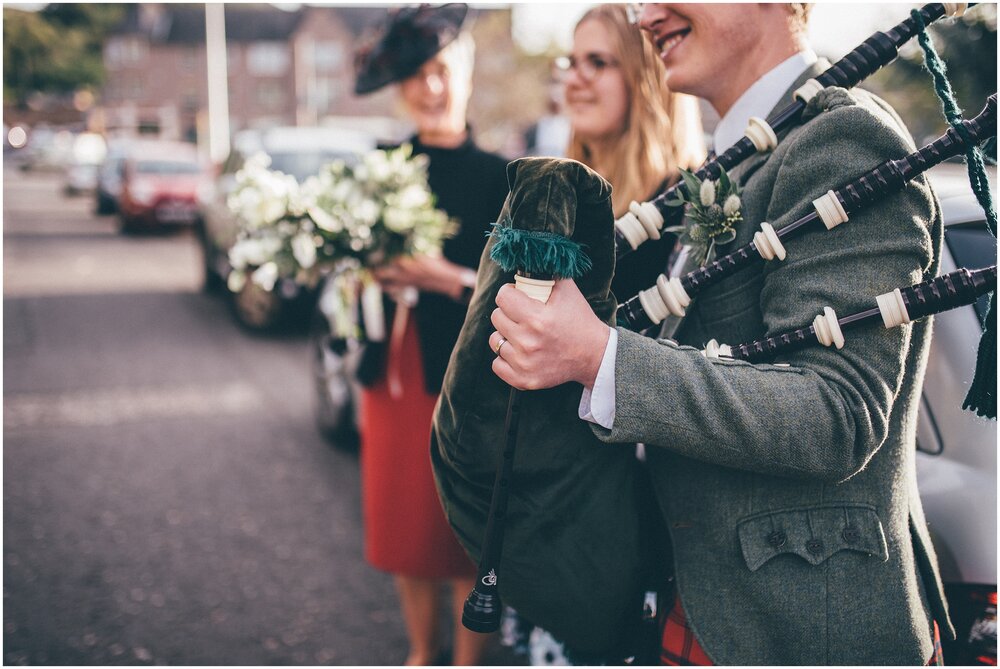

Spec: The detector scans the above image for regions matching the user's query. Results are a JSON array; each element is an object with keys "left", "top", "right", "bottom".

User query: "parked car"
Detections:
[
  {"left": 94, "top": 140, "right": 130, "bottom": 215},
  {"left": 118, "top": 141, "right": 208, "bottom": 233},
  {"left": 198, "top": 125, "right": 376, "bottom": 330},
  {"left": 63, "top": 132, "right": 107, "bottom": 196},
  {"left": 915, "top": 163, "right": 997, "bottom": 666},
  {"left": 18, "top": 125, "right": 75, "bottom": 172}
]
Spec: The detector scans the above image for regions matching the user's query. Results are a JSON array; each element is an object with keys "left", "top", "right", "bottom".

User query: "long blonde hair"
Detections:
[{"left": 565, "top": 4, "right": 705, "bottom": 218}]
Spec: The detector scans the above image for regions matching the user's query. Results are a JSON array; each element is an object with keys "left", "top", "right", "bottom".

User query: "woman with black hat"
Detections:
[{"left": 353, "top": 4, "right": 509, "bottom": 665}]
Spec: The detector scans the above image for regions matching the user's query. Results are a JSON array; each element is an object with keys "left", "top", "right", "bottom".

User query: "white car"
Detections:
[{"left": 916, "top": 163, "right": 997, "bottom": 666}]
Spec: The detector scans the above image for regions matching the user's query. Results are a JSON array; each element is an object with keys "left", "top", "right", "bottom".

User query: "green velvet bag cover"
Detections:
[{"left": 430, "top": 158, "right": 649, "bottom": 656}]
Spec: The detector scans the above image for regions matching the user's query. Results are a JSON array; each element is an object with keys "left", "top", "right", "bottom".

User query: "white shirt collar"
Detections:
[{"left": 712, "top": 50, "right": 818, "bottom": 152}]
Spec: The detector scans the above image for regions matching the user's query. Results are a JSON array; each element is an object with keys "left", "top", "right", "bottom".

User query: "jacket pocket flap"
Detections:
[{"left": 737, "top": 504, "right": 889, "bottom": 572}]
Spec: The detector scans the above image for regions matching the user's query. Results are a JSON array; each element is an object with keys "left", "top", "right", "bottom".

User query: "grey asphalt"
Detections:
[{"left": 2, "top": 166, "right": 522, "bottom": 666}]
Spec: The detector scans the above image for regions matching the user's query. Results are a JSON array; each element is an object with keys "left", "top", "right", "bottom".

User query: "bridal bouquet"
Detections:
[{"left": 226, "top": 145, "right": 456, "bottom": 298}]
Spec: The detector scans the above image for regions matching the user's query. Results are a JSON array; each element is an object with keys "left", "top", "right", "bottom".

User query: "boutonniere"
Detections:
[{"left": 664, "top": 167, "right": 743, "bottom": 266}]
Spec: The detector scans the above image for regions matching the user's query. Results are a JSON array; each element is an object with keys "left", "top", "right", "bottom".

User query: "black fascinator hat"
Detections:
[{"left": 354, "top": 3, "right": 469, "bottom": 96}]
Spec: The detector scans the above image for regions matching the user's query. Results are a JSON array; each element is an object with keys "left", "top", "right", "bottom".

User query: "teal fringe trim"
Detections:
[
  {"left": 488, "top": 223, "right": 592, "bottom": 278},
  {"left": 913, "top": 9, "right": 996, "bottom": 419}
]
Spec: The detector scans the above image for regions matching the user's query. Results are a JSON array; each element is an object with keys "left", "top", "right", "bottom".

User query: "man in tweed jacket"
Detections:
[{"left": 487, "top": 4, "right": 953, "bottom": 664}]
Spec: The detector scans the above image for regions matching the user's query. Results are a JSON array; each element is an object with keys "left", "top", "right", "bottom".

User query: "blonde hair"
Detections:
[
  {"left": 787, "top": 3, "right": 813, "bottom": 32},
  {"left": 565, "top": 5, "right": 705, "bottom": 218}
]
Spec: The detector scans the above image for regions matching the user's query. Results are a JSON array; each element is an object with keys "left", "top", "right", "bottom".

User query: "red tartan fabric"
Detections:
[
  {"left": 659, "top": 595, "right": 712, "bottom": 666},
  {"left": 660, "top": 595, "right": 944, "bottom": 666}
]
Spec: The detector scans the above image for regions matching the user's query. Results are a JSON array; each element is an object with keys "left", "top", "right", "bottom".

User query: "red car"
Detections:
[{"left": 118, "top": 141, "right": 207, "bottom": 233}]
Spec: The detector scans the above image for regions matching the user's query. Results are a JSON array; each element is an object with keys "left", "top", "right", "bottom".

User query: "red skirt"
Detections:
[{"left": 360, "top": 315, "right": 477, "bottom": 580}]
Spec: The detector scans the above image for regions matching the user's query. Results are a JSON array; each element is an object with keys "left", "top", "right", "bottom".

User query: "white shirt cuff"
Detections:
[{"left": 578, "top": 327, "right": 617, "bottom": 430}]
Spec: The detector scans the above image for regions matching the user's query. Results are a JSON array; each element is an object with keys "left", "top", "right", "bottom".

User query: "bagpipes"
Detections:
[
  {"left": 430, "top": 158, "right": 662, "bottom": 659},
  {"left": 617, "top": 93, "right": 996, "bottom": 331},
  {"left": 614, "top": 2, "right": 974, "bottom": 256}
]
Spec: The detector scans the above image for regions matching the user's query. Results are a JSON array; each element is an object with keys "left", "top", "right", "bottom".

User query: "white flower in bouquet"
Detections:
[
  {"left": 229, "top": 234, "right": 283, "bottom": 271},
  {"left": 251, "top": 262, "right": 279, "bottom": 291},
  {"left": 227, "top": 270, "right": 246, "bottom": 293},
  {"left": 228, "top": 153, "right": 299, "bottom": 230},
  {"left": 398, "top": 183, "right": 431, "bottom": 210},
  {"left": 291, "top": 232, "right": 317, "bottom": 269}
]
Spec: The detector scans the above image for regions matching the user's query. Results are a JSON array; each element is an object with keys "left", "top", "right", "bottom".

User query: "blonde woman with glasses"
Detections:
[{"left": 559, "top": 3, "right": 705, "bottom": 302}]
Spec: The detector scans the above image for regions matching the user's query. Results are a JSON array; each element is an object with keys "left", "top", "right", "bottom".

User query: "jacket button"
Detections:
[
  {"left": 806, "top": 538, "right": 824, "bottom": 555},
  {"left": 842, "top": 526, "right": 861, "bottom": 544},
  {"left": 767, "top": 530, "right": 787, "bottom": 548}
]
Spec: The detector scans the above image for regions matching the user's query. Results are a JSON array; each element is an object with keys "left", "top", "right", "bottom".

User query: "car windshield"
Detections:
[
  {"left": 136, "top": 160, "right": 201, "bottom": 175},
  {"left": 268, "top": 151, "right": 358, "bottom": 182}
]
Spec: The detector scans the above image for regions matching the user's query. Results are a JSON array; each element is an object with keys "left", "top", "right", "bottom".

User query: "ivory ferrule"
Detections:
[
  {"left": 745, "top": 117, "right": 778, "bottom": 153},
  {"left": 876, "top": 288, "right": 911, "bottom": 328},
  {"left": 630, "top": 200, "right": 663, "bottom": 240},
  {"left": 753, "top": 222, "right": 786, "bottom": 261},
  {"left": 813, "top": 190, "right": 850, "bottom": 230},
  {"left": 514, "top": 274, "right": 555, "bottom": 303},
  {"left": 615, "top": 212, "right": 646, "bottom": 250},
  {"left": 812, "top": 306, "right": 845, "bottom": 349},
  {"left": 793, "top": 79, "right": 824, "bottom": 105},
  {"left": 638, "top": 285, "right": 669, "bottom": 325},
  {"left": 702, "top": 339, "right": 732, "bottom": 359},
  {"left": 616, "top": 201, "right": 665, "bottom": 250},
  {"left": 656, "top": 275, "right": 690, "bottom": 318}
]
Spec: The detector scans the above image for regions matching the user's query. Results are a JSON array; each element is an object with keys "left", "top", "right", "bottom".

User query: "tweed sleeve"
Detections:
[{"left": 590, "top": 93, "right": 941, "bottom": 482}]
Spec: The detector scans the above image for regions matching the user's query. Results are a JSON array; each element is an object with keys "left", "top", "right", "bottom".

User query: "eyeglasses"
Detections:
[
  {"left": 626, "top": 3, "right": 646, "bottom": 25},
  {"left": 554, "top": 53, "right": 621, "bottom": 83}
]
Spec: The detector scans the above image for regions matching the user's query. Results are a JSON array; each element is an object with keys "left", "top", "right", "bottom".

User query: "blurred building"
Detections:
[
  {"left": 94, "top": 4, "right": 401, "bottom": 144},
  {"left": 92, "top": 4, "right": 556, "bottom": 157}
]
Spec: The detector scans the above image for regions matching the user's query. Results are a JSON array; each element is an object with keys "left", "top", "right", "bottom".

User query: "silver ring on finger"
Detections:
[{"left": 495, "top": 337, "right": 508, "bottom": 357}]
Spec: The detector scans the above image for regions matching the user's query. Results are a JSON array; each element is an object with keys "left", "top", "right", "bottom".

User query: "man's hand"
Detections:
[{"left": 488, "top": 278, "right": 610, "bottom": 391}]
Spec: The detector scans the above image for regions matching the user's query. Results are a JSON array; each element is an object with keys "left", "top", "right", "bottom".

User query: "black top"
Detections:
[{"left": 358, "top": 133, "right": 510, "bottom": 393}]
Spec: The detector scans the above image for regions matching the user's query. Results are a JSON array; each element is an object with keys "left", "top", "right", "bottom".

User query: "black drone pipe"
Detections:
[{"left": 713, "top": 265, "right": 996, "bottom": 362}]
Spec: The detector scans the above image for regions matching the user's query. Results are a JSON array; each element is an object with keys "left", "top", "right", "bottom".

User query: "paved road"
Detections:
[{"left": 2, "top": 168, "right": 519, "bottom": 666}]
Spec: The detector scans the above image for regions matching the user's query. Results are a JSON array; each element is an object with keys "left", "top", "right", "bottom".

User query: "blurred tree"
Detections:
[
  {"left": 3, "top": 4, "right": 124, "bottom": 107},
  {"left": 866, "top": 4, "right": 997, "bottom": 148}
]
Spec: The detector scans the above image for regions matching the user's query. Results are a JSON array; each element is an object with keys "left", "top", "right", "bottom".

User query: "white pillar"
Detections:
[{"left": 205, "top": 3, "right": 230, "bottom": 163}]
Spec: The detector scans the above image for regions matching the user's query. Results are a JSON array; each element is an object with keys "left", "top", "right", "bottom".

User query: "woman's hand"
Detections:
[
  {"left": 372, "top": 254, "right": 474, "bottom": 301},
  {"left": 488, "top": 278, "right": 610, "bottom": 391}
]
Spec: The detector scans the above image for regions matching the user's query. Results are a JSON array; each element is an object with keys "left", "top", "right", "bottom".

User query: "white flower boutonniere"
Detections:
[{"left": 664, "top": 167, "right": 743, "bottom": 266}]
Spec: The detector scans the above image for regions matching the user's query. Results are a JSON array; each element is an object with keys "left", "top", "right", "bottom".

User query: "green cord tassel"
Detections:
[
  {"left": 965, "top": 292, "right": 997, "bottom": 419},
  {"left": 913, "top": 9, "right": 997, "bottom": 419},
  {"left": 488, "top": 223, "right": 592, "bottom": 278}
]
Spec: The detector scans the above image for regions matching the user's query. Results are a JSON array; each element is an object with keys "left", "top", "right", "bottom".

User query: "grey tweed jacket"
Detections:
[{"left": 592, "top": 62, "right": 953, "bottom": 664}]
